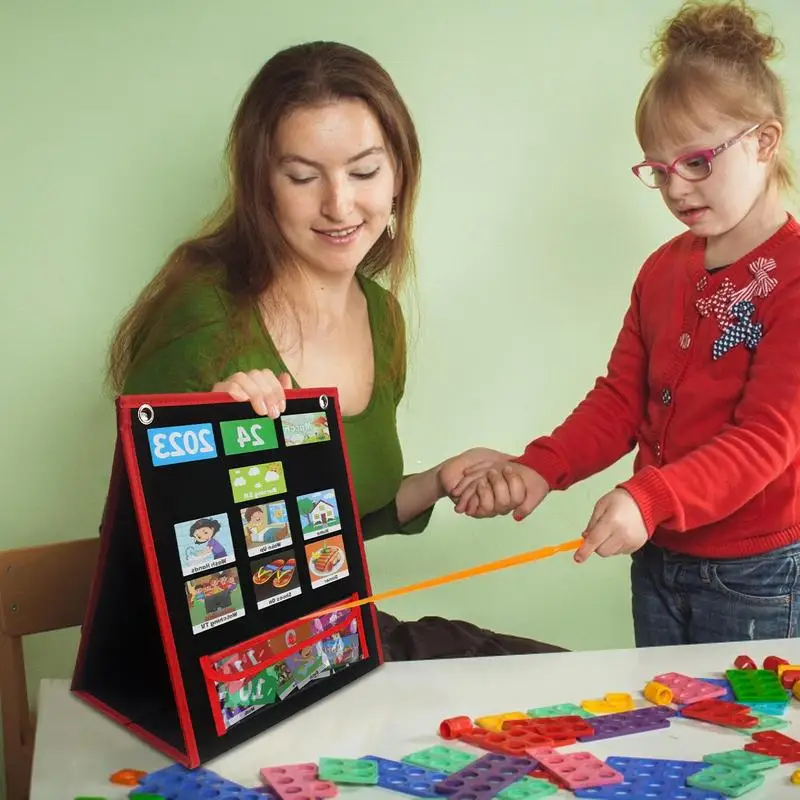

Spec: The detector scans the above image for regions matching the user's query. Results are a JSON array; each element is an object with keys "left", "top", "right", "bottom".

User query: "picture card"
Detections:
[
  {"left": 250, "top": 548, "right": 302, "bottom": 609},
  {"left": 305, "top": 534, "right": 349, "bottom": 589},
  {"left": 280, "top": 411, "right": 331, "bottom": 447},
  {"left": 184, "top": 567, "right": 245, "bottom": 634},
  {"left": 220, "top": 416, "right": 278, "bottom": 456},
  {"left": 240, "top": 500, "right": 292, "bottom": 557},
  {"left": 174, "top": 512, "right": 235, "bottom": 576},
  {"left": 296, "top": 488, "right": 341, "bottom": 540},
  {"left": 147, "top": 422, "right": 218, "bottom": 467},
  {"left": 229, "top": 461, "right": 286, "bottom": 504}
]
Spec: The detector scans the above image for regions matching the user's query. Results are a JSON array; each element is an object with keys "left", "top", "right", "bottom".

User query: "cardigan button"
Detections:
[
  {"left": 661, "top": 388, "right": 672, "bottom": 405},
  {"left": 679, "top": 333, "right": 691, "bottom": 350}
]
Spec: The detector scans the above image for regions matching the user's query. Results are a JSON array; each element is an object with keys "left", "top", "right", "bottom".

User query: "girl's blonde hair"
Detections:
[{"left": 635, "top": 0, "right": 794, "bottom": 191}]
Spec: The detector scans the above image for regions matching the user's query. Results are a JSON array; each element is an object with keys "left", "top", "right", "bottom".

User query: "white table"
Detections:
[{"left": 31, "top": 639, "right": 800, "bottom": 799}]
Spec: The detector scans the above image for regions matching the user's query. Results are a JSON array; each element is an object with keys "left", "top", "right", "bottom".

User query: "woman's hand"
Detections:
[{"left": 212, "top": 369, "right": 292, "bottom": 418}]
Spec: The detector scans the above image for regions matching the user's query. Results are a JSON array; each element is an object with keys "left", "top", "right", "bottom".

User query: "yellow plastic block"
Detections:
[
  {"left": 644, "top": 681, "right": 673, "bottom": 706},
  {"left": 791, "top": 769, "right": 800, "bottom": 785},
  {"left": 777, "top": 664, "right": 800, "bottom": 677},
  {"left": 474, "top": 711, "right": 527, "bottom": 732},
  {"left": 793, "top": 682, "right": 800, "bottom": 702},
  {"left": 581, "top": 693, "right": 634, "bottom": 714}
]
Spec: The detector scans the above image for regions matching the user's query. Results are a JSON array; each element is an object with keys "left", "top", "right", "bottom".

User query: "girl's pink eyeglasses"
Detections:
[{"left": 632, "top": 123, "right": 761, "bottom": 188}]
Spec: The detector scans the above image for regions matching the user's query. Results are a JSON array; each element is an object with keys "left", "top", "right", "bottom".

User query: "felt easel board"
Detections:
[{"left": 72, "top": 388, "right": 383, "bottom": 767}]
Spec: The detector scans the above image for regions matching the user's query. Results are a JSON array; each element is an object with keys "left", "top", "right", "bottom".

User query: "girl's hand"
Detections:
[
  {"left": 575, "top": 489, "right": 648, "bottom": 562},
  {"left": 212, "top": 369, "right": 292, "bottom": 418}
]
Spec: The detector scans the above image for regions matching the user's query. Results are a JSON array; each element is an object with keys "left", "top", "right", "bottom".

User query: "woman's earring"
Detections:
[{"left": 387, "top": 202, "right": 397, "bottom": 240}]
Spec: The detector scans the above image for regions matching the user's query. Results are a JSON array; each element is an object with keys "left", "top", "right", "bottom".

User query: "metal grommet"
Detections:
[
  {"left": 319, "top": 395, "right": 329, "bottom": 410},
  {"left": 137, "top": 404, "right": 154, "bottom": 425}
]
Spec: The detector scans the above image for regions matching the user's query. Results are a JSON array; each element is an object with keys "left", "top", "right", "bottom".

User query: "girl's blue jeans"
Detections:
[{"left": 630, "top": 539, "right": 800, "bottom": 646}]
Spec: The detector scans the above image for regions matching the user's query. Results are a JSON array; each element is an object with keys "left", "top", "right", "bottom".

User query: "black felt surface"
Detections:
[{"left": 78, "top": 392, "right": 380, "bottom": 763}]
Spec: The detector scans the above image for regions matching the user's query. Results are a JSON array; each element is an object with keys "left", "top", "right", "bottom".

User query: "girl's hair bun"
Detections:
[{"left": 652, "top": 0, "right": 779, "bottom": 64}]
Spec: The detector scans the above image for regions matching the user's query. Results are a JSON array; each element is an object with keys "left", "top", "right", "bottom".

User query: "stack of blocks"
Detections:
[{"left": 78, "top": 653, "right": 800, "bottom": 799}]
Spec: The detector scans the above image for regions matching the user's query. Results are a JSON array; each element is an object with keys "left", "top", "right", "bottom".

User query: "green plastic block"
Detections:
[
  {"left": 726, "top": 669, "right": 787, "bottom": 703},
  {"left": 402, "top": 745, "right": 477, "bottom": 774},
  {"left": 687, "top": 764, "right": 764, "bottom": 797},
  {"left": 318, "top": 757, "right": 378, "bottom": 784},
  {"left": 526, "top": 702, "right": 594, "bottom": 719},
  {"left": 732, "top": 709, "right": 789, "bottom": 735},
  {"left": 497, "top": 776, "right": 557, "bottom": 799},
  {"left": 703, "top": 749, "right": 781, "bottom": 772}
]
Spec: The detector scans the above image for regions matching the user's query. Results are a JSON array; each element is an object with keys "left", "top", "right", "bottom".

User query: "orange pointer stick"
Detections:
[{"left": 302, "top": 537, "right": 584, "bottom": 619}]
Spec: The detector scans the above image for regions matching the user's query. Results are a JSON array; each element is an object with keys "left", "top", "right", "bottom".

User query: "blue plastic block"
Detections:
[
  {"left": 573, "top": 756, "right": 726, "bottom": 799},
  {"left": 129, "top": 764, "right": 269, "bottom": 799},
  {"left": 361, "top": 754, "right": 447, "bottom": 798}
]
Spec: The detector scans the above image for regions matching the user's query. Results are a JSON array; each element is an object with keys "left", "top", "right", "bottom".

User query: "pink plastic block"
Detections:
[
  {"left": 261, "top": 763, "right": 338, "bottom": 800},
  {"left": 653, "top": 672, "right": 726, "bottom": 704},
  {"left": 525, "top": 747, "right": 623, "bottom": 791}
]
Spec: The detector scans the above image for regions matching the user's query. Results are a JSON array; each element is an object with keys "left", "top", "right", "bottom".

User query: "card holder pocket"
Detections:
[{"left": 199, "top": 594, "right": 368, "bottom": 736}]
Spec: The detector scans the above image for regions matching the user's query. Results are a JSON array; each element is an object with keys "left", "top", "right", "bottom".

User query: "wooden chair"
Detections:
[{"left": 0, "top": 537, "right": 99, "bottom": 800}]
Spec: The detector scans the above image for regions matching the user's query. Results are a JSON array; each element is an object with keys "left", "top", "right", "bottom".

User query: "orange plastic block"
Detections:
[
  {"left": 109, "top": 768, "right": 147, "bottom": 786},
  {"left": 475, "top": 711, "right": 528, "bottom": 732},
  {"left": 439, "top": 716, "right": 472, "bottom": 740}
]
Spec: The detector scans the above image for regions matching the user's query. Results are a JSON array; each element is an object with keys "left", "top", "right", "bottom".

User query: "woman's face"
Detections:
[{"left": 269, "top": 98, "right": 400, "bottom": 280}]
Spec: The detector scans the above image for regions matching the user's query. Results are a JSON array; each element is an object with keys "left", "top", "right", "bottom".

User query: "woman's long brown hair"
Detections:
[{"left": 106, "top": 41, "right": 422, "bottom": 394}]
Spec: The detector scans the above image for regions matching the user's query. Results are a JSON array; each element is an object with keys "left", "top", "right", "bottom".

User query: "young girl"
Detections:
[
  {"left": 108, "top": 41, "right": 563, "bottom": 658},
  {"left": 451, "top": 0, "right": 800, "bottom": 647}
]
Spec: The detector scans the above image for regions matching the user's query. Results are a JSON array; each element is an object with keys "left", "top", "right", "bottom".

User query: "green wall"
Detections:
[{"left": 2, "top": 0, "right": 799, "bottom": 708}]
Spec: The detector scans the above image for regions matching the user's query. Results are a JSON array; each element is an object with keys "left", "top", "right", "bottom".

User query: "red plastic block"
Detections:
[
  {"left": 681, "top": 699, "right": 758, "bottom": 729},
  {"left": 734, "top": 655, "right": 757, "bottom": 670},
  {"left": 109, "top": 768, "right": 147, "bottom": 786},
  {"left": 527, "top": 766, "right": 566, "bottom": 789},
  {"left": 526, "top": 747, "right": 624, "bottom": 791},
  {"left": 780, "top": 670, "right": 800, "bottom": 689},
  {"left": 503, "top": 715, "right": 593, "bottom": 747},
  {"left": 745, "top": 731, "right": 800, "bottom": 764},
  {"left": 764, "top": 656, "right": 789, "bottom": 672},
  {"left": 439, "top": 717, "right": 473, "bottom": 740},
  {"left": 459, "top": 726, "right": 553, "bottom": 756}
]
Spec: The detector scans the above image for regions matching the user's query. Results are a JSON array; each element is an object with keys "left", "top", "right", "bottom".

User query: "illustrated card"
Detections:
[
  {"left": 239, "top": 500, "right": 292, "bottom": 556},
  {"left": 250, "top": 548, "right": 301, "bottom": 609},
  {"left": 280, "top": 411, "right": 331, "bottom": 447},
  {"left": 296, "top": 488, "right": 341, "bottom": 540},
  {"left": 174, "top": 512, "right": 235, "bottom": 577},
  {"left": 184, "top": 566, "right": 245, "bottom": 634},
  {"left": 229, "top": 461, "right": 287, "bottom": 504},
  {"left": 304, "top": 534, "right": 349, "bottom": 589}
]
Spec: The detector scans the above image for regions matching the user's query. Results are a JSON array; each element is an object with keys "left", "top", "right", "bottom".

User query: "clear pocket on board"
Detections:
[{"left": 198, "top": 595, "right": 368, "bottom": 735}]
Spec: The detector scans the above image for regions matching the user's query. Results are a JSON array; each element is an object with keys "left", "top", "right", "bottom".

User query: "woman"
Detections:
[{"left": 107, "top": 40, "right": 564, "bottom": 659}]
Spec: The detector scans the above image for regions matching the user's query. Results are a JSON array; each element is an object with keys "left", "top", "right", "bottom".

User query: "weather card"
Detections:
[
  {"left": 174, "top": 512, "right": 235, "bottom": 577},
  {"left": 280, "top": 411, "right": 331, "bottom": 447},
  {"left": 184, "top": 566, "right": 245, "bottom": 634},
  {"left": 304, "top": 534, "right": 349, "bottom": 589},
  {"left": 229, "top": 461, "right": 287, "bottom": 504},
  {"left": 250, "top": 548, "right": 302, "bottom": 609},
  {"left": 239, "top": 500, "right": 292, "bottom": 557},
  {"left": 296, "top": 488, "right": 341, "bottom": 541}
]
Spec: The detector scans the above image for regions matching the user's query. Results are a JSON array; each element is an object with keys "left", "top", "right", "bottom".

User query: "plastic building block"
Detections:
[
  {"left": 745, "top": 731, "right": 800, "bottom": 763},
  {"left": 703, "top": 750, "right": 780, "bottom": 772},
  {"left": 362, "top": 755, "right": 447, "bottom": 798},
  {"left": 681, "top": 699, "right": 758, "bottom": 729},
  {"left": 508, "top": 715, "right": 594, "bottom": 746},
  {"left": 777, "top": 663, "right": 800, "bottom": 677},
  {"left": 317, "top": 758, "right": 378, "bottom": 785},
  {"left": 694, "top": 678, "right": 736, "bottom": 704},
  {"left": 794, "top": 682, "right": 800, "bottom": 702},
  {"left": 527, "top": 702, "right": 594, "bottom": 719},
  {"left": 734, "top": 655, "right": 757, "bottom": 670},
  {"left": 571, "top": 756, "right": 725, "bottom": 799},
  {"left": 526, "top": 748, "right": 623, "bottom": 791},
  {"left": 260, "top": 764, "right": 337, "bottom": 800},
  {"left": 747, "top": 700, "right": 788, "bottom": 715},
  {"left": 686, "top": 765, "right": 764, "bottom": 797},
  {"left": 581, "top": 693, "right": 634, "bottom": 714},
  {"left": 439, "top": 716, "right": 473, "bottom": 740},
  {"left": 130, "top": 764, "right": 264, "bottom": 799},
  {"left": 731, "top": 709, "right": 789, "bottom": 735},
  {"left": 763, "top": 655, "right": 789, "bottom": 672},
  {"left": 110, "top": 769, "right": 147, "bottom": 786},
  {"left": 644, "top": 681, "right": 673, "bottom": 705},
  {"left": 434, "top": 752, "right": 536, "bottom": 799},
  {"left": 402, "top": 746, "right": 478, "bottom": 774},
  {"left": 496, "top": 776, "right": 557, "bottom": 799},
  {"left": 475, "top": 711, "right": 527, "bottom": 732},
  {"left": 577, "top": 707, "right": 674, "bottom": 741},
  {"left": 780, "top": 669, "right": 800, "bottom": 689},
  {"left": 726, "top": 668, "right": 787, "bottom": 703},
  {"left": 654, "top": 673, "right": 726, "bottom": 704},
  {"left": 792, "top": 769, "right": 800, "bottom": 785},
  {"left": 459, "top": 725, "right": 553, "bottom": 756}
]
